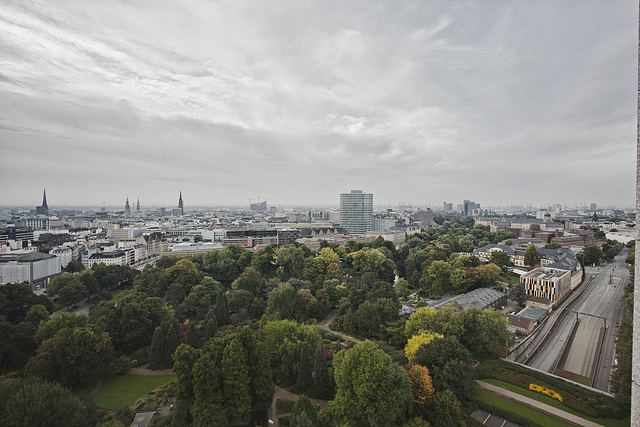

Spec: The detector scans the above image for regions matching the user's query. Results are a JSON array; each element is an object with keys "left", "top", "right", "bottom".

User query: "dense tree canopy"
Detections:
[
  {"left": 0, "top": 377, "right": 83, "bottom": 427},
  {"left": 330, "top": 341, "right": 413, "bottom": 426}
]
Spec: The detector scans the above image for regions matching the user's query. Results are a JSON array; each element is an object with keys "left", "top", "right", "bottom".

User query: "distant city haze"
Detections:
[{"left": 0, "top": 1, "right": 636, "bottom": 208}]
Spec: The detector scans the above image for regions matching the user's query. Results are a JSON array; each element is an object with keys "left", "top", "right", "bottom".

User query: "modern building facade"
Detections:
[
  {"left": 0, "top": 252, "right": 61, "bottom": 288},
  {"left": 520, "top": 267, "right": 571, "bottom": 309},
  {"left": 339, "top": 190, "right": 373, "bottom": 236}
]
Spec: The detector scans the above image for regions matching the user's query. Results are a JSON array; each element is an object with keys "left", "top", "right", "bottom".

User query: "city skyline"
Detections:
[{"left": 1, "top": 1, "right": 637, "bottom": 207}]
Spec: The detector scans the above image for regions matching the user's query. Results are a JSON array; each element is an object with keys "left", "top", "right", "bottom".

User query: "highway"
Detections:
[{"left": 525, "top": 250, "right": 629, "bottom": 392}]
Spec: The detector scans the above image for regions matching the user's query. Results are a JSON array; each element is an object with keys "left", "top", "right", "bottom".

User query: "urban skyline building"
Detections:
[
  {"left": 36, "top": 189, "right": 49, "bottom": 216},
  {"left": 339, "top": 190, "right": 373, "bottom": 236},
  {"left": 178, "top": 191, "right": 184, "bottom": 215}
]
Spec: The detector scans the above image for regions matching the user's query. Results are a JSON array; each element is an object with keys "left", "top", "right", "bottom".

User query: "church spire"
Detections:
[
  {"left": 40, "top": 188, "right": 49, "bottom": 216},
  {"left": 178, "top": 191, "right": 184, "bottom": 215},
  {"left": 125, "top": 196, "right": 131, "bottom": 218}
]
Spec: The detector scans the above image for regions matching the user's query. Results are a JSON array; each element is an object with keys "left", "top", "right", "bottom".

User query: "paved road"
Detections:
[
  {"left": 526, "top": 250, "right": 629, "bottom": 392},
  {"left": 561, "top": 251, "right": 628, "bottom": 391}
]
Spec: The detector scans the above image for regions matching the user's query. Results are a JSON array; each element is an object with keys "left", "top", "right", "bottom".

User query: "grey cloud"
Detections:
[{"left": 0, "top": 0, "right": 636, "bottom": 207}]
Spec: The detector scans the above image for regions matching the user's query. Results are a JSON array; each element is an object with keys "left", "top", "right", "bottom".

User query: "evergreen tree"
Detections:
[
  {"left": 295, "top": 342, "right": 313, "bottom": 393},
  {"left": 186, "top": 322, "right": 200, "bottom": 349},
  {"left": 172, "top": 344, "right": 199, "bottom": 427},
  {"left": 148, "top": 326, "right": 166, "bottom": 370},
  {"left": 260, "top": 313, "right": 269, "bottom": 330},
  {"left": 203, "top": 309, "right": 218, "bottom": 343},
  {"left": 164, "top": 318, "right": 180, "bottom": 365},
  {"left": 313, "top": 341, "right": 332, "bottom": 398},
  {"left": 192, "top": 339, "right": 226, "bottom": 427},
  {"left": 290, "top": 394, "right": 318, "bottom": 427},
  {"left": 215, "top": 290, "right": 230, "bottom": 326},
  {"left": 222, "top": 338, "right": 251, "bottom": 421},
  {"left": 236, "top": 326, "right": 274, "bottom": 426}
]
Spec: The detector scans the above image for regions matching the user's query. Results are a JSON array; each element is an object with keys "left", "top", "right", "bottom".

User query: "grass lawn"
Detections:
[
  {"left": 101, "top": 288, "right": 128, "bottom": 304},
  {"left": 482, "top": 379, "right": 629, "bottom": 427},
  {"left": 473, "top": 389, "right": 568, "bottom": 427},
  {"left": 554, "top": 369, "right": 592, "bottom": 387},
  {"left": 94, "top": 374, "right": 176, "bottom": 409},
  {"left": 499, "top": 274, "right": 521, "bottom": 285}
]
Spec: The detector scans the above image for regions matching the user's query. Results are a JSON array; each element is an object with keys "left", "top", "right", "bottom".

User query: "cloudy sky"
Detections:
[{"left": 1, "top": 0, "right": 637, "bottom": 209}]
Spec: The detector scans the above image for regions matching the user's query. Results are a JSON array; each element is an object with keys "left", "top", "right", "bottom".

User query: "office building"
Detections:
[
  {"left": 0, "top": 252, "right": 60, "bottom": 289},
  {"left": 339, "top": 190, "right": 373, "bottom": 236}
]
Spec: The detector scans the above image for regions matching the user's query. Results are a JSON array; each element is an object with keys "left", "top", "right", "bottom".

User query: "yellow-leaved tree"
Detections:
[{"left": 404, "top": 331, "right": 444, "bottom": 361}]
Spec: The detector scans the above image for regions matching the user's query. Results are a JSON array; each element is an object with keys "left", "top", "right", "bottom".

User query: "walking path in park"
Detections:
[
  {"left": 477, "top": 381, "right": 605, "bottom": 427},
  {"left": 313, "top": 309, "right": 363, "bottom": 344},
  {"left": 270, "top": 386, "right": 328, "bottom": 427},
  {"left": 127, "top": 364, "right": 174, "bottom": 376}
]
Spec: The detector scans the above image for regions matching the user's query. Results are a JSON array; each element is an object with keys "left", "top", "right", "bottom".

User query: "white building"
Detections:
[{"left": 0, "top": 252, "right": 61, "bottom": 289}]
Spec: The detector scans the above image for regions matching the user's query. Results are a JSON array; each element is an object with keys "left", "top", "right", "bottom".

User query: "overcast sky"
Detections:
[{"left": 1, "top": 0, "right": 637, "bottom": 209}]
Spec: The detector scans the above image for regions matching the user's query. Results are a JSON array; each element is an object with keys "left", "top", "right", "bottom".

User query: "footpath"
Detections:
[
  {"left": 269, "top": 310, "right": 361, "bottom": 426},
  {"left": 477, "top": 381, "right": 605, "bottom": 427},
  {"left": 313, "top": 309, "right": 363, "bottom": 344}
]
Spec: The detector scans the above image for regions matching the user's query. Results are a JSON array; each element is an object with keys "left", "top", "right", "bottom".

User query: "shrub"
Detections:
[{"left": 276, "top": 398, "right": 296, "bottom": 414}]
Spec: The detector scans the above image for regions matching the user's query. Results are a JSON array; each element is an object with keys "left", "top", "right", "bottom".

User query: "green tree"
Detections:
[
  {"left": 192, "top": 339, "right": 227, "bottom": 427},
  {"left": 460, "top": 308, "right": 513, "bottom": 357},
  {"left": 429, "top": 390, "right": 461, "bottom": 427},
  {"left": 405, "top": 307, "right": 439, "bottom": 339},
  {"left": 203, "top": 309, "right": 218, "bottom": 342},
  {"left": 581, "top": 243, "right": 604, "bottom": 266},
  {"left": 267, "top": 282, "right": 299, "bottom": 320},
  {"left": 34, "top": 312, "right": 89, "bottom": 344},
  {"left": 148, "top": 326, "right": 167, "bottom": 370},
  {"left": 313, "top": 341, "right": 332, "bottom": 398},
  {"left": 172, "top": 343, "right": 199, "bottom": 426},
  {"left": 509, "top": 283, "right": 527, "bottom": 305},
  {"left": 26, "top": 325, "right": 116, "bottom": 387},
  {"left": 524, "top": 244, "right": 541, "bottom": 267},
  {"left": 23, "top": 304, "right": 49, "bottom": 325},
  {"left": 58, "top": 280, "right": 88, "bottom": 309},
  {"left": 0, "top": 377, "right": 83, "bottom": 427},
  {"left": 330, "top": 341, "right": 412, "bottom": 426},
  {"left": 272, "top": 245, "right": 306, "bottom": 279},
  {"left": 164, "top": 317, "right": 180, "bottom": 359},
  {"left": 290, "top": 394, "right": 318, "bottom": 427},
  {"left": 222, "top": 338, "right": 251, "bottom": 421},
  {"left": 214, "top": 290, "right": 230, "bottom": 326},
  {"left": 78, "top": 271, "right": 100, "bottom": 300},
  {"left": 186, "top": 322, "right": 200, "bottom": 349},
  {"left": 231, "top": 267, "right": 264, "bottom": 295},
  {"left": 413, "top": 336, "right": 475, "bottom": 400},
  {"left": 489, "top": 250, "right": 514, "bottom": 273},
  {"left": 295, "top": 342, "right": 313, "bottom": 393},
  {"left": 427, "top": 260, "right": 452, "bottom": 296}
]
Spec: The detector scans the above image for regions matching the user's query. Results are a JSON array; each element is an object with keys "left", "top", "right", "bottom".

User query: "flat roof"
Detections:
[{"left": 516, "top": 305, "right": 548, "bottom": 323}]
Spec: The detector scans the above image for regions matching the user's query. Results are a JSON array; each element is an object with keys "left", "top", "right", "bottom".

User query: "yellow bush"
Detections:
[{"left": 529, "top": 383, "right": 563, "bottom": 403}]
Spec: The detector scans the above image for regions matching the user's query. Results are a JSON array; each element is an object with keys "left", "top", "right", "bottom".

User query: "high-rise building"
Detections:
[
  {"left": 340, "top": 190, "right": 373, "bottom": 236},
  {"left": 178, "top": 191, "right": 184, "bottom": 215},
  {"left": 36, "top": 189, "right": 49, "bottom": 216},
  {"left": 463, "top": 199, "right": 480, "bottom": 216}
]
